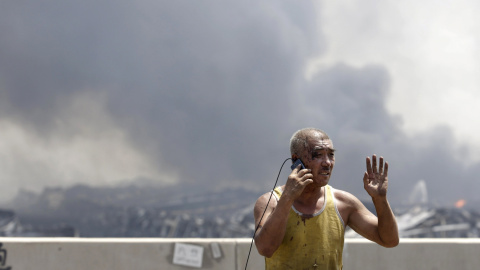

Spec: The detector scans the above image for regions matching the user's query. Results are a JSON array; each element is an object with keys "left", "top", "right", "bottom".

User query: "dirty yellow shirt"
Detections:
[{"left": 265, "top": 185, "right": 345, "bottom": 270}]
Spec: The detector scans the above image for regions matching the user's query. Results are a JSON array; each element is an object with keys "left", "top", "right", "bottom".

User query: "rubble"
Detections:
[
  {"left": 4, "top": 182, "right": 480, "bottom": 238},
  {"left": 346, "top": 205, "right": 480, "bottom": 238}
]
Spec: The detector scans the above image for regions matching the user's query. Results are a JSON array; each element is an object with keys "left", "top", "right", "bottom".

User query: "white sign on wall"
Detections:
[
  {"left": 210, "top": 242, "right": 222, "bottom": 259},
  {"left": 172, "top": 243, "right": 204, "bottom": 268}
]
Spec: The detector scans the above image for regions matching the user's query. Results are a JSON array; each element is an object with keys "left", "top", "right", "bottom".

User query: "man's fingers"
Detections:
[
  {"left": 366, "top": 157, "right": 373, "bottom": 175},
  {"left": 296, "top": 168, "right": 311, "bottom": 177},
  {"left": 302, "top": 179, "right": 314, "bottom": 186},
  {"left": 292, "top": 165, "right": 309, "bottom": 176},
  {"left": 301, "top": 173, "right": 313, "bottom": 181},
  {"left": 379, "top": 156, "right": 384, "bottom": 175},
  {"left": 384, "top": 162, "right": 389, "bottom": 177},
  {"left": 363, "top": 172, "right": 369, "bottom": 186},
  {"left": 372, "top": 154, "right": 377, "bottom": 174}
]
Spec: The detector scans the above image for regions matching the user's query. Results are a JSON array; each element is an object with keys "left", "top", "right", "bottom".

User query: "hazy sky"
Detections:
[{"left": 1, "top": 0, "right": 479, "bottom": 206}]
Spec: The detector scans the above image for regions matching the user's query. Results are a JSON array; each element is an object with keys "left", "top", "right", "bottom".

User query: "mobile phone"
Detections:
[{"left": 290, "top": 159, "right": 305, "bottom": 170}]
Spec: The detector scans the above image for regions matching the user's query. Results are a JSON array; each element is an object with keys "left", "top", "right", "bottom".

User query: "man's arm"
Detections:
[
  {"left": 253, "top": 165, "right": 313, "bottom": 257},
  {"left": 253, "top": 192, "right": 291, "bottom": 258},
  {"left": 347, "top": 155, "right": 399, "bottom": 248}
]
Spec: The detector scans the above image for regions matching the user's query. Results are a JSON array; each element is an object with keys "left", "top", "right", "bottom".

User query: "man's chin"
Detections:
[{"left": 314, "top": 177, "right": 330, "bottom": 186}]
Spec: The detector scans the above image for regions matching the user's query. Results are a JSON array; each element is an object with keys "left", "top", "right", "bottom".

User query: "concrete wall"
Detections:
[{"left": 0, "top": 238, "right": 479, "bottom": 269}]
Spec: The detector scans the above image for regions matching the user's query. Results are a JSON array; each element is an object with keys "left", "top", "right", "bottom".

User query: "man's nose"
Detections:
[{"left": 321, "top": 156, "right": 332, "bottom": 166}]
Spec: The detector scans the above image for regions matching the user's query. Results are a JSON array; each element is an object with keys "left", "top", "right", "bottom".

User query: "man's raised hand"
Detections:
[{"left": 363, "top": 154, "right": 388, "bottom": 198}]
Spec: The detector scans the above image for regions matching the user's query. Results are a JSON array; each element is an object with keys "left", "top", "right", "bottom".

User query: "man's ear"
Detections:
[{"left": 291, "top": 154, "right": 299, "bottom": 162}]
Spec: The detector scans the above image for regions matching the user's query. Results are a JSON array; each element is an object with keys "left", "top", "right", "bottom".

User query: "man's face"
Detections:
[{"left": 299, "top": 133, "right": 335, "bottom": 187}]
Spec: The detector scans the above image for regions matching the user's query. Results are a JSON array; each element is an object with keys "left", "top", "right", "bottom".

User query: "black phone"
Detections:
[{"left": 290, "top": 159, "right": 305, "bottom": 170}]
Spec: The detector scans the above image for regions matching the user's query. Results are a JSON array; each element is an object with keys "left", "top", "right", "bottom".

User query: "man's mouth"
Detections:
[{"left": 320, "top": 172, "right": 330, "bottom": 175}]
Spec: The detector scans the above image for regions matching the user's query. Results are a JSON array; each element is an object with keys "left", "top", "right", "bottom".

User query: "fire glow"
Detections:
[{"left": 455, "top": 199, "right": 466, "bottom": 208}]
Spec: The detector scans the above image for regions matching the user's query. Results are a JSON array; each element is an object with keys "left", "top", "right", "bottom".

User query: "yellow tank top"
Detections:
[{"left": 265, "top": 185, "right": 345, "bottom": 270}]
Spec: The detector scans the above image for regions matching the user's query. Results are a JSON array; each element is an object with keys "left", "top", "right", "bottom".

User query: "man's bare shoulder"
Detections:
[
  {"left": 331, "top": 187, "right": 368, "bottom": 225},
  {"left": 254, "top": 185, "right": 284, "bottom": 210},
  {"left": 331, "top": 187, "right": 363, "bottom": 208}
]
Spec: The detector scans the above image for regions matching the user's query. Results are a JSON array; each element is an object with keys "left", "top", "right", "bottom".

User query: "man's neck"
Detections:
[{"left": 294, "top": 185, "right": 325, "bottom": 211}]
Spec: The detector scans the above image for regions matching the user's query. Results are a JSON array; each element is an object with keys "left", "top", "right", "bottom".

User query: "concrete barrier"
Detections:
[{"left": 0, "top": 238, "right": 479, "bottom": 269}]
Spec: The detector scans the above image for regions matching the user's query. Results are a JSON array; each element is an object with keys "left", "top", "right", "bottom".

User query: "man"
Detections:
[{"left": 254, "top": 128, "right": 399, "bottom": 269}]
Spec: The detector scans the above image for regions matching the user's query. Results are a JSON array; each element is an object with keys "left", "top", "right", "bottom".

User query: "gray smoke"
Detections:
[{"left": 0, "top": 0, "right": 477, "bottom": 206}]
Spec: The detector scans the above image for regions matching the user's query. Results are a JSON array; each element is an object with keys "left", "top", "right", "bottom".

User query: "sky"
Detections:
[{"left": 1, "top": 0, "right": 479, "bottom": 206}]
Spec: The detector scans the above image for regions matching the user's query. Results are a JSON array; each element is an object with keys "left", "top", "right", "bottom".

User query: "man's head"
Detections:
[
  {"left": 290, "top": 128, "right": 335, "bottom": 187},
  {"left": 290, "top": 128, "right": 331, "bottom": 156}
]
